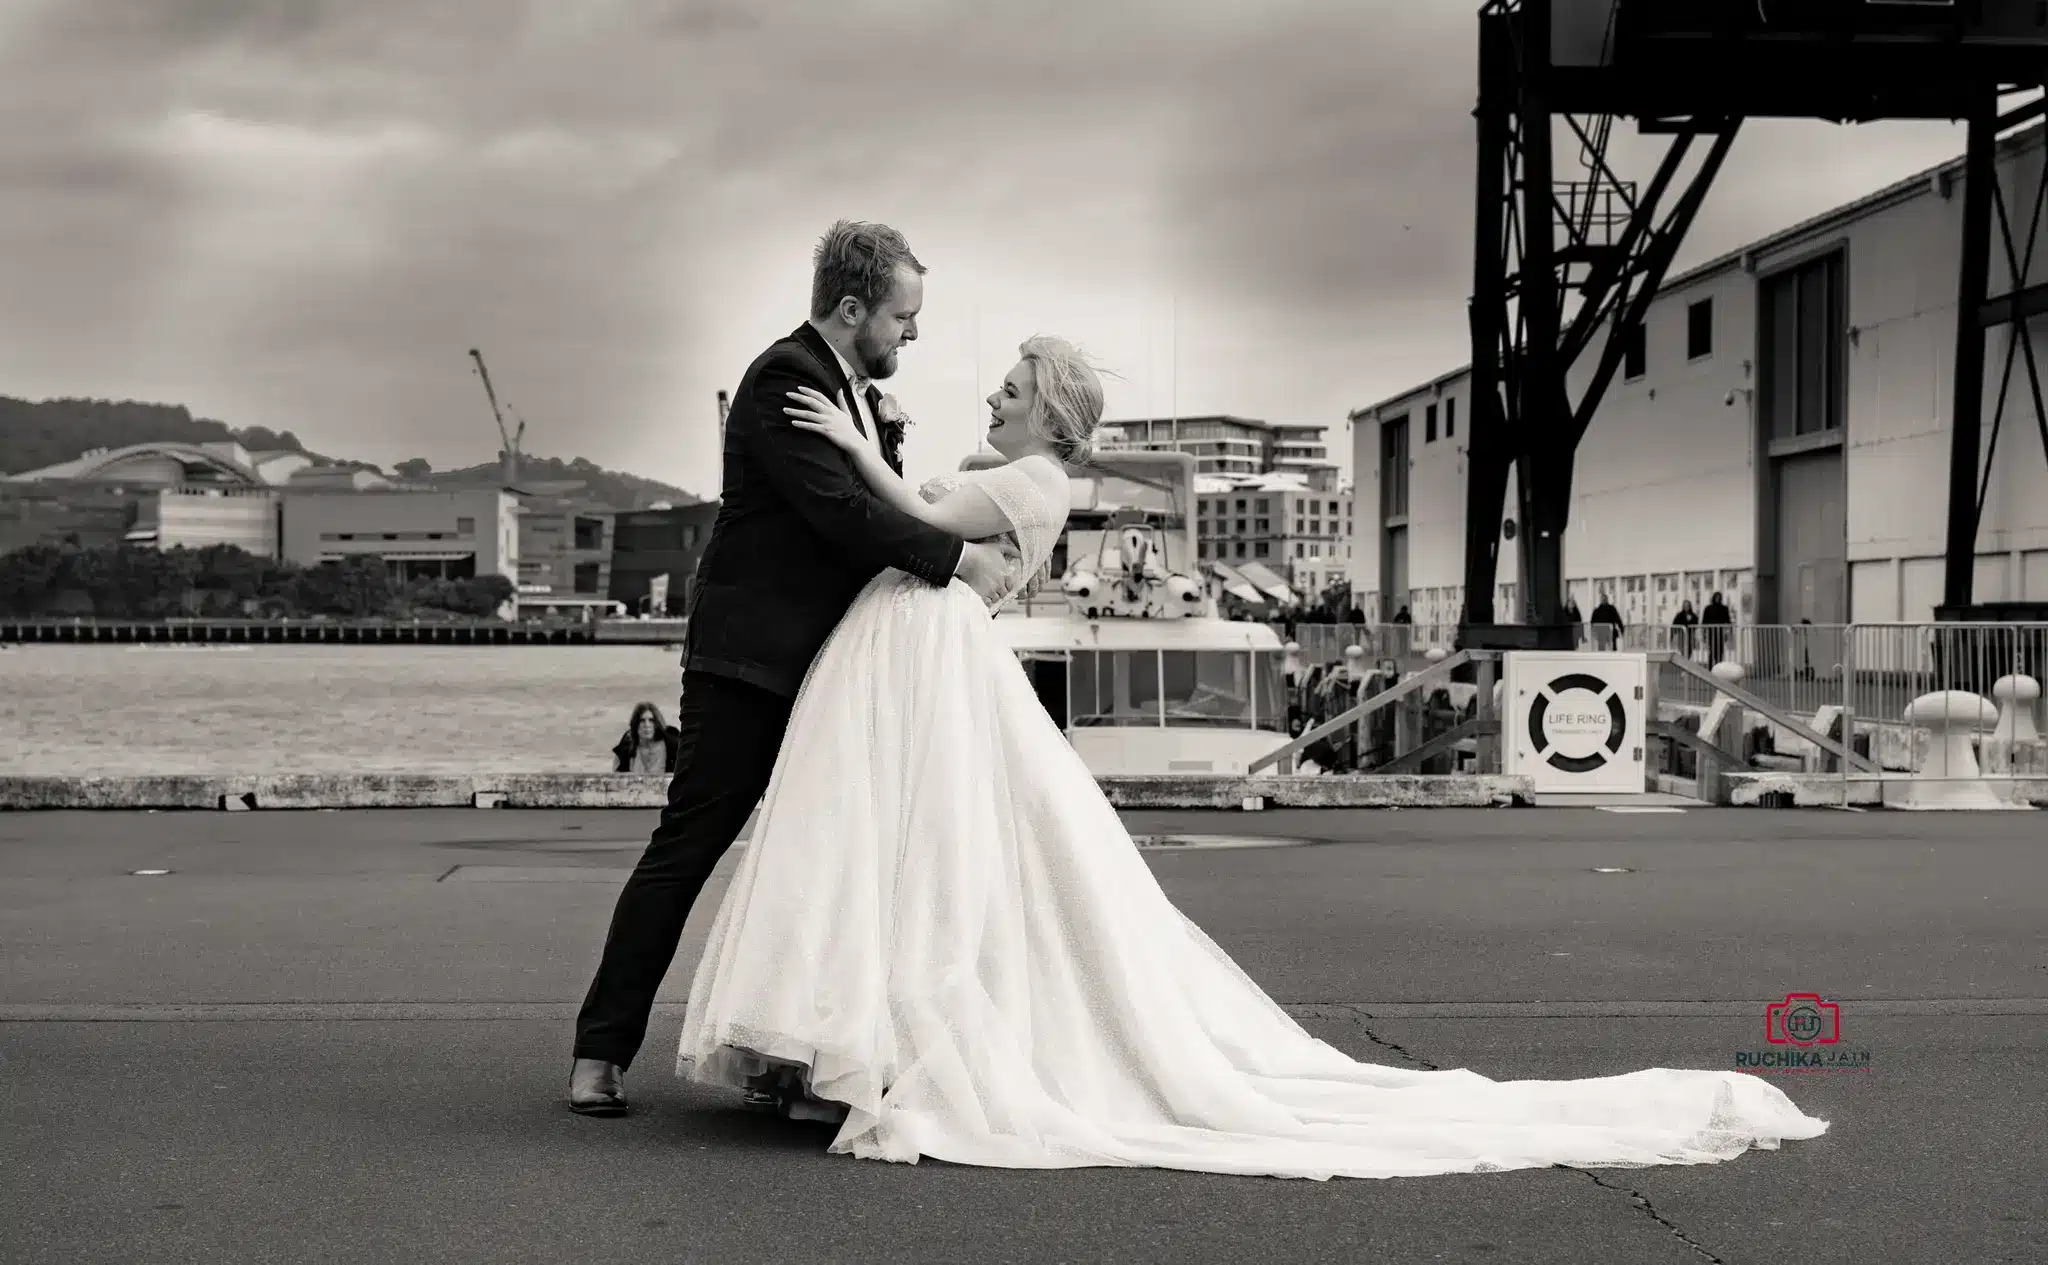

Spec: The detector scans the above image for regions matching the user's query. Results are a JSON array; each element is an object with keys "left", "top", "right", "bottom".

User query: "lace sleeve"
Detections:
[
  {"left": 969, "top": 456, "right": 1070, "bottom": 600},
  {"left": 918, "top": 474, "right": 961, "bottom": 505}
]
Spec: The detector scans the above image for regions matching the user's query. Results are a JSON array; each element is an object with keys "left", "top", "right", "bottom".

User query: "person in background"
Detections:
[
  {"left": 612, "top": 701, "right": 681, "bottom": 774},
  {"left": 1672, "top": 599, "right": 1699, "bottom": 658},
  {"left": 1703, "top": 590, "right": 1733, "bottom": 663},
  {"left": 1590, "top": 592, "right": 1624, "bottom": 649}
]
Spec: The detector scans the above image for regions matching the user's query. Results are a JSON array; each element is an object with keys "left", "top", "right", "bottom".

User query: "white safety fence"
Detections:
[{"left": 1838, "top": 623, "right": 2047, "bottom": 803}]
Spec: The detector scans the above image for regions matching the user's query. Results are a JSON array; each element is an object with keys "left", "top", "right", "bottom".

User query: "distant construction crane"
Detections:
[{"left": 467, "top": 348, "right": 526, "bottom": 488}]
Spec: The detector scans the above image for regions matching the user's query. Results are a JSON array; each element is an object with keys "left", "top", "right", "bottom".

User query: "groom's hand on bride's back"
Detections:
[{"left": 956, "top": 540, "right": 1018, "bottom": 604}]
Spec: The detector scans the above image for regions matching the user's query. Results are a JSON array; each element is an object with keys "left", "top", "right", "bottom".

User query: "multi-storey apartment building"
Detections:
[{"left": 1096, "top": 415, "right": 1343, "bottom": 491}]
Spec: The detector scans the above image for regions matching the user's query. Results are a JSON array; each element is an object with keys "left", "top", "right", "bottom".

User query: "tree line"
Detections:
[{"left": 0, "top": 542, "right": 515, "bottom": 621}]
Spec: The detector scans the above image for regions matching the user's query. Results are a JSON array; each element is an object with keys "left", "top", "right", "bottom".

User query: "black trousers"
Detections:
[{"left": 573, "top": 670, "right": 794, "bottom": 1070}]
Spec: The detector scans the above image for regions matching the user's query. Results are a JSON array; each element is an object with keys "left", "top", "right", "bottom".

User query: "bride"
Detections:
[{"left": 675, "top": 335, "right": 1828, "bottom": 1179}]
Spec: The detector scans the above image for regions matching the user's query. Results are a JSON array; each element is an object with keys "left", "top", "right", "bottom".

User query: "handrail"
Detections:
[
  {"left": 1248, "top": 649, "right": 1474, "bottom": 774},
  {"left": 1647, "top": 719, "right": 1747, "bottom": 773},
  {"left": 1658, "top": 652, "right": 1879, "bottom": 774},
  {"left": 1377, "top": 717, "right": 1500, "bottom": 775}
]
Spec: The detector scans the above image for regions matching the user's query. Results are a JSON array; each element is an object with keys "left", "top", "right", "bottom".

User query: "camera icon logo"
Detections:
[{"left": 1766, "top": 993, "right": 1841, "bottom": 1046}]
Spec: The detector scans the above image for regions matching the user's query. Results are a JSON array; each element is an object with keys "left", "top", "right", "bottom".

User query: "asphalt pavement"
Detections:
[{"left": 2, "top": 805, "right": 2043, "bottom": 1264}]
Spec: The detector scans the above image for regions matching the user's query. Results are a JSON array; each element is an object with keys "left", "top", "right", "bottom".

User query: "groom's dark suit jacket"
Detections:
[{"left": 684, "top": 323, "right": 965, "bottom": 697}]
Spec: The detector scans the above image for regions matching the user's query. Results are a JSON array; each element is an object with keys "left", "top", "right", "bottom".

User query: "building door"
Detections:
[
  {"left": 1773, "top": 449, "right": 1846, "bottom": 625},
  {"left": 1383, "top": 526, "right": 1409, "bottom": 617}
]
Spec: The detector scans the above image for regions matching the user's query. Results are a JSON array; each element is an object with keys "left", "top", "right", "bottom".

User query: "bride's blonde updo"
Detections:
[{"left": 1018, "top": 335, "right": 1106, "bottom": 465}]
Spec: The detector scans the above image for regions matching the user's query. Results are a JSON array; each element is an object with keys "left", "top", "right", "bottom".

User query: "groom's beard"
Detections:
[{"left": 854, "top": 326, "right": 900, "bottom": 380}]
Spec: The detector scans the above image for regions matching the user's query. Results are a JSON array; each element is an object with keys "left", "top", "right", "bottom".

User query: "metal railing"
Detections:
[
  {"left": 1252, "top": 649, "right": 1495, "bottom": 775},
  {"left": 1253, "top": 620, "right": 2048, "bottom": 797},
  {"left": 1840, "top": 623, "right": 2048, "bottom": 790},
  {"left": 1275, "top": 622, "right": 1459, "bottom": 669}
]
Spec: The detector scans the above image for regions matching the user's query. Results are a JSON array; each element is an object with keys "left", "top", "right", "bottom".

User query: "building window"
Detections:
[
  {"left": 1235, "top": 498, "right": 1247, "bottom": 512},
  {"left": 1425, "top": 403, "right": 1438, "bottom": 443},
  {"left": 573, "top": 516, "right": 605, "bottom": 550},
  {"left": 1761, "top": 252, "right": 1845, "bottom": 438},
  {"left": 1687, "top": 298, "right": 1713, "bottom": 360},
  {"left": 1380, "top": 417, "right": 1409, "bottom": 519},
  {"left": 1254, "top": 542, "right": 1269, "bottom": 558},
  {"left": 1623, "top": 323, "right": 1646, "bottom": 380},
  {"left": 573, "top": 562, "right": 602, "bottom": 594},
  {"left": 456, "top": 516, "right": 476, "bottom": 534},
  {"left": 1255, "top": 498, "right": 1269, "bottom": 513},
  {"left": 1235, "top": 519, "right": 1246, "bottom": 534},
  {"left": 1445, "top": 396, "right": 1457, "bottom": 438},
  {"left": 1295, "top": 542, "right": 1305, "bottom": 557},
  {"left": 1255, "top": 518, "right": 1269, "bottom": 533}
]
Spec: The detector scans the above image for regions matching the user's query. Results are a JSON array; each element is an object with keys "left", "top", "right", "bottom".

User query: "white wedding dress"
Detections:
[{"left": 676, "top": 454, "right": 1828, "bottom": 1179}]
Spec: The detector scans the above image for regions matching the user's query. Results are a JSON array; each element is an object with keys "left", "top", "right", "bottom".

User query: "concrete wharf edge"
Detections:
[
  {"left": 6, "top": 772, "right": 2044, "bottom": 811},
  {"left": 0, "top": 773, "right": 1538, "bottom": 812}
]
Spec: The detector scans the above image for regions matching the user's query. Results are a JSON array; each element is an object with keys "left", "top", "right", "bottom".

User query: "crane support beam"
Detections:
[{"left": 1458, "top": 0, "right": 2048, "bottom": 647}]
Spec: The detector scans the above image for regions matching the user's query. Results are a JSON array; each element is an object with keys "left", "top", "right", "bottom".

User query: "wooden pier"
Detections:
[{"left": 0, "top": 617, "right": 689, "bottom": 647}]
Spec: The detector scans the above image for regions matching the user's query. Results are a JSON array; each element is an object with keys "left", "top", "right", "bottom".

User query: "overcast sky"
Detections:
[{"left": 0, "top": 0, "right": 1981, "bottom": 496}]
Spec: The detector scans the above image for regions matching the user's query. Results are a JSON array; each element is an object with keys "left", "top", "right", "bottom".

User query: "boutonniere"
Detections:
[{"left": 876, "top": 393, "right": 910, "bottom": 430}]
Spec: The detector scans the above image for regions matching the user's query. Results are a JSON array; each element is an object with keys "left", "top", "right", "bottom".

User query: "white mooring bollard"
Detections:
[
  {"left": 1985, "top": 674, "right": 2043, "bottom": 776},
  {"left": 1990, "top": 675, "right": 2041, "bottom": 745},
  {"left": 1898, "top": 690, "right": 2007, "bottom": 809}
]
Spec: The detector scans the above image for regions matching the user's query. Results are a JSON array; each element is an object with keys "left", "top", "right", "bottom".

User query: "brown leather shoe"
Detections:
[{"left": 569, "top": 1059, "right": 629, "bottom": 1117}]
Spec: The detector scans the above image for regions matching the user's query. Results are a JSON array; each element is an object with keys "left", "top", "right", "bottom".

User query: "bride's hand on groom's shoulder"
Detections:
[{"left": 784, "top": 386, "right": 863, "bottom": 451}]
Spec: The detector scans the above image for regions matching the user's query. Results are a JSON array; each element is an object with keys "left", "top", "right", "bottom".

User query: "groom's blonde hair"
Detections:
[{"left": 1018, "top": 335, "right": 1106, "bottom": 465}]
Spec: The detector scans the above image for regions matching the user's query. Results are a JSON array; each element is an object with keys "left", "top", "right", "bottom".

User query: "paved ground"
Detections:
[{"left": 2, "top": 805, "right": 2043, "bottom": 1264}]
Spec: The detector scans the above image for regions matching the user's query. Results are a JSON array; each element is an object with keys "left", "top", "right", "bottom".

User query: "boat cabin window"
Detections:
[
  {"left": 1063, "top": 648, "right": 1288, "bottom": 731},
  {"left": 1161, "top": 650, "right": 1251, "bottom": 728},
  {"left": 1070, "top": 651, "right": 1162, "bottom": 727},
  {"left": 1252, "top": 650, "right": 1287, "bottom": 732}
]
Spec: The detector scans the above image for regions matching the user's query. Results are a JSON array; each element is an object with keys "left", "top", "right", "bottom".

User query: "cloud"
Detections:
[{"left": 0, "top": 1, "right": 1986, "bottom": 496}]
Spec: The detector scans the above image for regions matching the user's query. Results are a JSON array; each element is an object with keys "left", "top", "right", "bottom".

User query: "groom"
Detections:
[{"left": 568, "top": 220, "right": 1017, "bottom": 1115}]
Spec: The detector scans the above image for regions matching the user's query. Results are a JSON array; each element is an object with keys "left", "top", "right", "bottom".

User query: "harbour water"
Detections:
[{"left": 0, "top": 644, "right": 688, "bottom": 776}]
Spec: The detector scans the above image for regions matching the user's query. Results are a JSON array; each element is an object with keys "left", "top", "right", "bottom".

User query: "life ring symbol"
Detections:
[{"left": 1525, "top": 672, "right": 1628, "bottom": 773}]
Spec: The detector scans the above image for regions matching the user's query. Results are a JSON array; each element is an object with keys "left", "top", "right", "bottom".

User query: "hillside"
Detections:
[
  {"left": 0, "top": 396, "right": 347, "bottom": 473},
  {"left": 0, "top": 395, "right": 702, "bottom": 509},
  {"left": 411, "top": 455, "right": 703, "bottom": 511}
]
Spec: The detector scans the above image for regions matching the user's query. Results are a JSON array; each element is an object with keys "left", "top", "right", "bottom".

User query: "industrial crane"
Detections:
[{"left": 467, "top": 348, "right": 526, "bottom": 488}]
